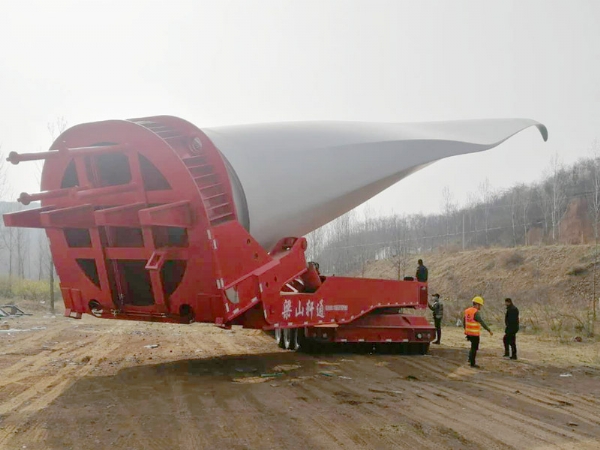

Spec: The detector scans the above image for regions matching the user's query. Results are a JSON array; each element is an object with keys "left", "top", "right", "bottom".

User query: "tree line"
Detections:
[
  {"left": 307, "top": 145, "right": 600, "bottom": 277},
  {"left": 0, "top": 118, "right": 66, "bottom": 312}
]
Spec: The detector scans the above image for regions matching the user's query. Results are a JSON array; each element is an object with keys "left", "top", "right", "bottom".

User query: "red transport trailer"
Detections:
[
  {"left": 2, "top": 115, "right": 434, "bottom": 353},
  {"left": 4, "top": 115, "right": 547, "bottom": 352}
]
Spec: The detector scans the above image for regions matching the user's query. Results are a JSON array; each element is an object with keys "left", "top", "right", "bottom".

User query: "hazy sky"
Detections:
[{"left": 1, "top": 0, "right": 598, "bottom": 217}]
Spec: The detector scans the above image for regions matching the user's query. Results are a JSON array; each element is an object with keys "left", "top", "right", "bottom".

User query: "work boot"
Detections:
[
  {"left": 433, "top": 341, "right": 441, "bottom": 345},
  {"left": 470, "top": 364, "right": 481, "bottom": 369},
  {"left": 510, "top": 355, "right": 517, "bottom": 360},
  {"left": 503, "top": 353, "right": 510, "bottom": 358}
]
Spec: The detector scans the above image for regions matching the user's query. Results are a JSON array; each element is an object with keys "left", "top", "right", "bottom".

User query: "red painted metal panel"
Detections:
[{"left": 2, "top": 115, "right": 433, "bottom": 346}]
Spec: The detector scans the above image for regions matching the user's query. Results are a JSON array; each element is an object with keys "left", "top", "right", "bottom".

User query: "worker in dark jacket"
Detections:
[
  {"left": 428, "top": 294, "right": 444, "bottom": 344},
  {"left": 464, "top": 296, "right": 493, "bottom": 368},
  {"left": 503, "top": 298, "right": 519, "bottom": 360},
  {"left": 416, "top": 259, "right": 428, "bottom": 282}
]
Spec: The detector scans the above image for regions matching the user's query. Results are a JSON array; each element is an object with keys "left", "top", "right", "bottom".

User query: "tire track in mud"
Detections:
[
  {"left": 98, "top": 377, "right": 176, "bottom": 450},
  {"left": 0, "top": 321, "right": 124, "bottom": 391},
  {"left": 0, "top": 326, "right": 69, "bottom": 384},
  {"left": 2, "top": 319, "right": 599, "bottom": 450},
  {"left": 171, "top": 331, "right": 294, "bottom": 450},
  {"left": 404, "top": 356, "right": 600, "bottom": 429},
  {"left": 394, "top": 380, "right": 568, "bottom": 449},
  {"left": 397, "top": 357, "right": 596, "bottom": 448},
  {"left": 0, "top": 322, "right": 126, "bottom": 449},
  {"left": 437, "top": 355, "right": 600, "bottom": 417},
  {"left": 327, "top": 355, "right": 571, "bottom": 449},
  {"left": 230, "top": 351, "right": 475, "bottom": 450},
  {"left": 291, "top": 357, "right": 493, "bottom": 450},
  {"left": 0, "top": 325, "right": 122, "bottom": 416},
  {"left": 100, "top": 326, "right": 289, "bottom": 450},
  {"left": 243, "top": 380, "right": 380, "bottom": 449},
  {"left": 233, "top": 385, "right": 343, "bottom": 450},
  {"left": 101, "top": 330, "right": 260, "bottom": 450},
  {"left": 2, "top": 319, "right": 197, "bottom": 450},
  {"left": 197, "top": 393, "right": 261, "bottom": 448},
  {"left": 287, "top": 376, "right": 441, "bottom": 449},
  {"left": 170, "top": 381, "right": 213, "bottom": 449}
]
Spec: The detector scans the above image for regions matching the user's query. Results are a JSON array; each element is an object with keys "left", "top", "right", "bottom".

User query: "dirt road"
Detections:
[{"left": 1, "top": 314, "right": 599, "bottom": 450}]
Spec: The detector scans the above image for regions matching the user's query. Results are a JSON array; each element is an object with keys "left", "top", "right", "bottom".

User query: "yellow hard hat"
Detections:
[{"left": 472, "top": 296, "right": 484, "bottom": 305}]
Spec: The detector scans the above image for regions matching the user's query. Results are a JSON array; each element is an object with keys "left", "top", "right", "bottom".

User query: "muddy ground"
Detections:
[{"left": 0, "top": 313, "right": 599, "bottom": 450}]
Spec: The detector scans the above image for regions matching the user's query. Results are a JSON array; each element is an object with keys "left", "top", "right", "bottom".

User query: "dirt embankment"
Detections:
[
  {"left": 0, "top": 314, "right": 599, "bottom": 450},
  {"left": 364, "top": 245, "right": 600, "bottom": 335}
]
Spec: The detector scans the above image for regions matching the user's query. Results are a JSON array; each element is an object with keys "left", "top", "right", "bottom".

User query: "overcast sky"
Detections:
[{"left": 0, "top": 0, "right": 598, "bottom": 217}]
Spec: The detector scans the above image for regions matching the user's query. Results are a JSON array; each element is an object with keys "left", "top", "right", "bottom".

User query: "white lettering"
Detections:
[
  {"left": 306, "top": 299, "right": 315, "bottom": 319},
  {"left": 295, "top": 300, "right": 305, "bottom": 318},
  {"left": 282, "top": 299, "right": 292, "bottom": 320},
  {"left": 316, "top": 299, "right": 325, "bottom": 318}
]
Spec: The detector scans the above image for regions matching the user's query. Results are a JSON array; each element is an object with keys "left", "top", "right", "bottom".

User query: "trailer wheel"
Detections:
[
  {"left": 418, "top": 343, "right": 430, "bottom": 355},
  {"left": 295, "top": 328, "right": 319, "bottom": 353},
  {"left": 275, "top": 328, "right": 285, "bottom": 349},
  {"left": 293, "top": 327, "right": 306, "bottom": 351},
  {"left": 290, "top": 328, "right": 302, "bottom": 351},
  {"left": 283, "top": 328, "right": 295, "bottom": 350}
]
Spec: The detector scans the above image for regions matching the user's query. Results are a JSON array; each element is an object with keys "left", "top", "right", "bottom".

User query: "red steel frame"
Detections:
[{"left": 3, "top": 115, "right": 434, "bottom": 346}]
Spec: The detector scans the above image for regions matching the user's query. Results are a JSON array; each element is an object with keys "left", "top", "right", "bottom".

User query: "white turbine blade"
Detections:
[{"left": 204, "top": 119, "right": 547, "bottom": 249}]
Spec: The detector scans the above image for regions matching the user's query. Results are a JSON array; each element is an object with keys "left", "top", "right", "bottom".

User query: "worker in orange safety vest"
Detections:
[{"left": 464, "top": 296, "right": 493, "bottom": 368}]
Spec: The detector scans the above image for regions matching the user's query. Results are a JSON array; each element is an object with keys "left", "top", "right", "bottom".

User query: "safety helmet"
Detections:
[{"left": 472, "top": 296, "right": 484, "bottom": 305}]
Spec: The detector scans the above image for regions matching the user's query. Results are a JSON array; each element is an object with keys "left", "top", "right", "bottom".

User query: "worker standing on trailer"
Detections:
[
  {"left": 464, "top": 296, "right": 493, "bottom": 368},
  {"left": 428, "top": 293, "right": 444, "bottom": 344},
  {"left": 416, "top": 259, "right": 428, "bottom": 282},
  {"left": 503, "top": 298, "right": 519, "bottom": 360}
]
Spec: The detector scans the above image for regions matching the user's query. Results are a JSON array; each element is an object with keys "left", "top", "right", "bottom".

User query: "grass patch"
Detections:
[
  {"left": 484, "top": 260, "right": 496, "bottom": 270},
  {"left": 503, "top": 251, "right": 525, "bottom": 268}
]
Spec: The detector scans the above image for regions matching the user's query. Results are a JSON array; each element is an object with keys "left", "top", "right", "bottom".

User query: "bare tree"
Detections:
[
  {"left": 588, "top": 141, "right": 600, "bottom": 334},
  {"left": 441, "top": 186, "right": 456, "bottom": 246},
  {"left": 479, "top": 178, "right": 494, "bottom": 246},
  {"left": 328, "top": 209, "right": 357, "bottom": 275},
  {"left": 15, "top": 219, "right": 27, "bottom": 278},
  {"left": 509, "top": 184, "right": 529, "bottom": 247},
  {"left": 509, "top": 188, "right": 519, "bottom": 247},
  {"left": 389, "top": 214, "right": 409, "bottom": 280},
  {"left": 0, "top": 145, "right": 7, "bottom": 198},
  {"left": 548, "top": 154, "right": 567, "bottom": 242},
  {"left": 47, "top": 117, "right": 68, "bottom": 145},
  {"left": 305, "top": 225, "right": 328, "bottom": 263},
  {"left": 0, "top": 145, "right": 14, "bottom": 289},
  {"left": 465, "top": 191, "right": 480, "bottom": 249},
  {"left": 356, "top": 205, "right": 375, "bottom": 276},
  {"left": 521, "top": 187, "right": 532, "bottom": 246},
  {"left": 538, "top": 182, "right": 552, "bottom": 241},
  {"left": 410, "top": 214, "right": 429, "bottom": 252}
]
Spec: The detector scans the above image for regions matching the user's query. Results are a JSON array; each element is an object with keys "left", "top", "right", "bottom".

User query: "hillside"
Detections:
[{"left": 362, "top": 245, "right": 600, "bottom": 336}]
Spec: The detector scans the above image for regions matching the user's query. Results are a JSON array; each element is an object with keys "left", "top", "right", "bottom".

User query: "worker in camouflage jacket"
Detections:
[{"left": 428, "top": 293, "right": 444, "bottom": 344}]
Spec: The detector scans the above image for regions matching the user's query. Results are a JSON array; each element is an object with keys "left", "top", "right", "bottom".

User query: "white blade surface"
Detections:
[{"left": 204, "top": 119, "right": 547, "bottom": 249}]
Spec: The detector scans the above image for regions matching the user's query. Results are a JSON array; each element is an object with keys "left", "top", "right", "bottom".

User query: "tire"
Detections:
[
  {"left": 291, "top": 328, "right": 302, "bottom": 351},
  {"left": 296, "top": 328, "right": 320, "bottom": 353},
  {"left": 275, "top": 328, "right": 285, "bottom": 349},
  {"left": 283, "top": 328, "right": 295, "bottom": 350}
]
